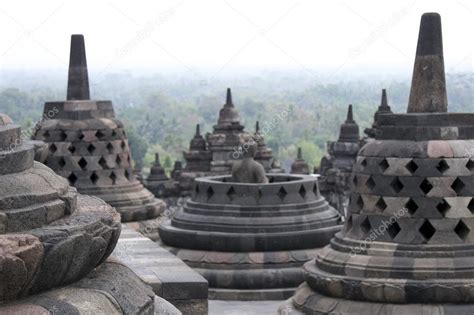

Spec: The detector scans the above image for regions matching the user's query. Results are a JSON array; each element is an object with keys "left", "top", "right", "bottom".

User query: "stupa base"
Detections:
[
  {"left": 164, "top": 245, "right": 323, "bottom": 301},
  {"left": 280, "top": 283, "right": 474, "bottom": 315}
]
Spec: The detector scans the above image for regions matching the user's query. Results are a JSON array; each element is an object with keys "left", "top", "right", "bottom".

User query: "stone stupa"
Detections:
[
  {"left": 364, "top": 89, "right": 393, "bottom": 140},
  {"left": 159, "top": 140, "right": 342, "bottom": 300},
  {"left": 254, "top": 121, "right": 274, "bottom": 171},
  {"left": 145, "top": 153, "right": 175, "bottom": 198},
  {"left": 318, "top": 104, "right": 360, "bottom": 215},
  {"left": 0, "top": 114, "right": 176, "bottom": 314},
  {"left": 281, "top": 13, "right": 474, "bottom": 314},
  {"left": 207, "top": 88, "right": 246, "bottom": 173},
  {"left": 32, "top": 35, "right": 165, "bottom": 223},
  {"left": 290, "top": 147, "right": 310, "bottom": 174}
]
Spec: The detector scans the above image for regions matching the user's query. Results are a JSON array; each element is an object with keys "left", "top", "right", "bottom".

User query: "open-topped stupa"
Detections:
[
  {"left": 0, "top": 114, "right": 171, "bottom": 314},
  {"left": 32, "top": 35, "right": 165, "bottom": 222},
  {"left": 318, "top": 104, "right": 360, "bottom": 215},
  {"left": 281, "top": 13, "right": 474, "bottom": 314},
  {"left": 159, "top": 140, "right": 342, "bottom": 300}
]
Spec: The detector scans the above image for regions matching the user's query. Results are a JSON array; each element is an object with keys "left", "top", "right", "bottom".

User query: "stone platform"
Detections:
[{"left": 112, "top": 227, "right": 208, "bottom": 315}]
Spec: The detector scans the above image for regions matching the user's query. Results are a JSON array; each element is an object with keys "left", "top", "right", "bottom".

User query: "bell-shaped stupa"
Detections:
[{"left": 32, "top": 35, "right": 165, "bottom": 222}]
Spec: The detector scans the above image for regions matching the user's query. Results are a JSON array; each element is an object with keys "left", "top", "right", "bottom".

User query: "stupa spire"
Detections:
[
  {"left": 297, "top": 147, "right": 303, "bottom": 159},
  {"left": 195, "top": 124, "right": 201, "bottom": 136},
  {"left": 255, "top": 121, "right": 260, "bottom": 133},
  {"left": 407, "top": 13, "right": 447, "bottom": 113},
  {"left": 67, "top": 34, "right": 90, "bottom": 100},
  {"left": 346, "top": 104, "right": 354, "bottom": 122},
  {"left": 225, "top": 88, "right": 233, "bottom": 107}
]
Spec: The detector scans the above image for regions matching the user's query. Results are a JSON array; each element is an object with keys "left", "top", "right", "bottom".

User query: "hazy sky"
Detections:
[{"left": 0, "top": 0, "right": 472, "bottom": 78}]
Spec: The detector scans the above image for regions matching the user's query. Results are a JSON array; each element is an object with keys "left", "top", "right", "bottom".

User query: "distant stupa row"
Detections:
[
  {"left": 145, "top": 88, "right": 282, "bottom": 198},
  {"left": 33, "top": 35, "right": 166, "bottom": 223}
]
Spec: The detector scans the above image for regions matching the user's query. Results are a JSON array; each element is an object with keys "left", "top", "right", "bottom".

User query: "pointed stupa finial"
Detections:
[
  {"left": 155, "top": 153, "right": 161, "bottom": 165},
  {"left": 297, "top": 147, "right": 303, "bottom": 159},
  {"left": 346, "top": 104, "right": 354, "bottom": 122},
  {"left": 255, "top": 121, "right": 260, "bottom": 133},
  {"left": 226, "top": 88, "right": 233, "bottom": 106},
  {"left": 380, "top": 89, "right": 389, "bottom": 109},
  {"left": 407, "top": 13, "right": 447, "bottom": 113},
  {"left": 195, "top": 124, "right": 201, "bottom": 136},
  {"left": 67, "top": 34, "right": 90, "bottom": 100}
]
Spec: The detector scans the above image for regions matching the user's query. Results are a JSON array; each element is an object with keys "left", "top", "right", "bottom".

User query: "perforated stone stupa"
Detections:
[
  {"left": 281, "top": 13, "right": 474, "bottom": 314},
  {"left": 318, "top": 105, "right": 360, "bottom": 215},
  {"left": 32, "top": 35, "right": 165, "bottom": 222},
  {"left": 0, "top": 114, "right": 174, "bottom": 314},
  {"left": 364, "top": 89, "right": 393, "bottom": 140}
]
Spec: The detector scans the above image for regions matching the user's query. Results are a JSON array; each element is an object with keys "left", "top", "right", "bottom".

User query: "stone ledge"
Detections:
[{"left": 111, "top": 226, "right": 208, "bottom": 315}]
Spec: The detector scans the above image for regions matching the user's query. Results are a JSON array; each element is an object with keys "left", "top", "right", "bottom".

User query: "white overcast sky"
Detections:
[{"left": 0, "top": 0, "right": 472, "bottom": 76}]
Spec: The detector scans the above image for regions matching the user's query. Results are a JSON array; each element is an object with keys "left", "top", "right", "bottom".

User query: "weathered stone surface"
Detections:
[
  {"left": 290, "top": 147, "right": 310, "bottom": 174},
  {"left": 160, "top": 174, "right": 341, "bottom": 299},
  {"left": 0, "top": 260, "right": 167, "bottom": 315},
  {"left": 112, "top": 227, "right": 207, "bottom": 315}
]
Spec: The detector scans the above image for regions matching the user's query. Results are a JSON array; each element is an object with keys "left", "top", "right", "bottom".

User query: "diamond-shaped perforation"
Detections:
[
  {"left": 277, "top": 186, "right": 288, "bottom": 200},
  {"left": 390, "top": 177, "right": 404, "bottom": 194},
  {"left": 419, "top": 220, "right": 436, "bottom": 242},
  {"left": 405, "top": 160, "right": 418, "bottom": 174},
  {"left": 378, "top": 159, "right": 389, "bottom": 172},
  {"left": 110, "top": 172, "right": 117, "bottom": 184},
  {"left": 420, "top": 178, "right": 433, "bottom": 195},
  {"left": 360, "top": 217, "right": 371, "bottom": 235},
  {"left": 43, "top": 130, "right": 50, "bottom": 140},
  {"left": 454, "top": 220, "right": 470, "bottom": 241},
  {"left": 79, "top": 132, "right": 85, "bottom": 141},
  {"left": 78, "top": 157, "right": 87, "bottom": 170},
  {"left": 87, "top": 143, "right": 96, "bottom": 154},
  {"left": 111, "top": 130, "right": 117, "bottom": 137},
  {"left": 124, "top": 169, "right": 131, "bottom": 181},
  {"left": 466, "top": 160, "right": 474, "bottom": 172},
  {"left": 95, "top": 130, "right": 105, "bottom": 140},
  {"left": 299, "top": 185, "right": 307, "bottom": 199},
  {"left": 68, "top": 173, "right": 78, "bottom": 185},
  {"left": 195, "top": 184, "right": 200, "bottom": 194},
  {"left": 375, "top": 197, "right": 387, "bottom": 211},
  {"left": 356, "top": 195, "right": 364, "bottom": 210},
  {"left": 451, "top": 178, "right": 465, "bottom": 195},
  {"left": 436, "top": 160, "right": 450, "bottom": 174},
  {"left": 99, "top": 157, "right": 108, "bottom": 169},
  {"left": 405, "top": 198, "right": 418, "bottom": 215},
  {"left": 58, "top": 157, "right": 66, "bottom": 168},
  {"left": 365, "top": 176, "right": 376, "bottom": 190},
  {"left": 90, "top": 172, "right": 99, "bottom": 185},
  {"left": 226, "top": 186, "right": 236, "bottom": 200},
  {"left": 116, "top": 155, "right": 122, "bottom": 167},
  {"left": 387, "top": 221, "right": 401, "bottom": 239},
  {"left": 207, "top": 186, "right": 214, "bottom": 200},
  {"left": 59, "top": 131, "right": 67, "bottom": 141},
  {"left": 468, "top": 199, "right": 474, "bottom": 214},
  {"left": 312, "top": 183, "right": 318, "bottom": 195},
  {"left": 68, "top": 144, "right": 76, "bottom": 154},
  {"left": 107, "top": 142, "right": 114, "bottom": 154},
  {"left": 49, "top": 143, "right": 57, "bottom": 154},
  {"left": 352, "top": 175, "right": 358, "bottom": 186},
  {"left": 436, "top": 199, "right": 451, "bottom": 216},
  {"left": 121, "top": 140, "right": 126, "bottom": 150},
  {"left": 360, "top": 158, "right": 367, "bottom": 169}
]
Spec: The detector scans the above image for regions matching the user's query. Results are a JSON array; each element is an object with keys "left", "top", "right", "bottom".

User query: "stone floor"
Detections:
[{"left": 209, "top": 300, "right": 282, "bottom": 315}]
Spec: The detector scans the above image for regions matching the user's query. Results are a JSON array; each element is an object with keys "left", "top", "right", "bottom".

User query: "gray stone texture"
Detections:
[
  {"left": 112, "top": 227, "right": 208, "bottom": 315},
  {"left": 159, "top": 173, "right": 342, "bottom": 299},
  {"left": 284, "top": 12, "right": 474, "bottom": 314}
]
